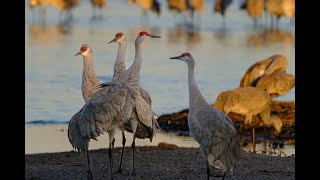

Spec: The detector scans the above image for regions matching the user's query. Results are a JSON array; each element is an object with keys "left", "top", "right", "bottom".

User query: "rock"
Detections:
[{"left": 158, "top": 142, "right": 179, "bottom": 149}]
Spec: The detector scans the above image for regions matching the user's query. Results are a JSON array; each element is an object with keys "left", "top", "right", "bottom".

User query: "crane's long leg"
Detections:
[
  {"left": 252, "top": 127, "right": 256, "bottom": 153},
  {"left": 115, "top": 128, "right": 126, "bottom": 174},
  {"left": 108, "top": 130, "right": 116, "bottom": 180},
  {"left": 130, "top": 119, "right": 138, "bottom": 176},
  {"left": 86, "top": 150, "right": 93, "bottom": 180},
  {"left": 206, "top": 160, "right": 210, "bottom": 180}
]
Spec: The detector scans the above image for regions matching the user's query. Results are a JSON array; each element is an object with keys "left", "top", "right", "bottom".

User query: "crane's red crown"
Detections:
[
  {"left": 181, "top": 52, "right": 190, "bottom": 57},
  {"left": 80, "top": 46, "right": 88, "bottom": 52},
  {"left": 139, "top": 31, "right": 150, "bottom": 36},
  {"left": 115, "top": 32, "right": 123, "bottom": 38}
]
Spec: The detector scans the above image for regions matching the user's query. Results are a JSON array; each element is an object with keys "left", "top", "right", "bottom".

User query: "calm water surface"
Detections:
[{"left": 25, "top": 0, "right": 295, "bottom": 154}]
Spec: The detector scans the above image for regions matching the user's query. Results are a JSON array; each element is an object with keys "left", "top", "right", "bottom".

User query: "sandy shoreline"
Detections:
[{"left": 25, "top": 146, "right": 295, "bottom": 180}]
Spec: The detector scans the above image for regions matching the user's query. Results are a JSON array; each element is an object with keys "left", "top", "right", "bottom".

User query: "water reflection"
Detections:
[
  {"left": 28, "top": 20, "right": 73, "bottom": 45},
  {"left": 167, "top": 23, "right": 203, "bottom": 50},
  {"left": 247, "top": 27, "right": 294, "bottom": 47}
]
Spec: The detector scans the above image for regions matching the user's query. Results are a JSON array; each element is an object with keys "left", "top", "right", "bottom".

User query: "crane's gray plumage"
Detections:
[
  {"left": 213, "top": 86, "right": 283, "bottom": 152},
  {"left": 108, "top": 32, "right": 160, "bottom": 173},
  {"left": 70, "top": 31, "right": 161, "bottom": 178},
  {"left": 239, "top": 54, "right": 294, "bottom": 98},
  {"left": 170, "top": 52, "right": 240, "bottom": 178}
]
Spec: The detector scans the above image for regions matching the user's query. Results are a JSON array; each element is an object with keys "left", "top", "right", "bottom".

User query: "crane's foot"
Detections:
[
  {"left": 132, "top": 172, "right": 137, "bottom": 176},
  {"left": 114, "top": 168, "right": 123, "bottom": 174},
  {"left": 87, "top": 170, "right": 93, "bottom": 180}
]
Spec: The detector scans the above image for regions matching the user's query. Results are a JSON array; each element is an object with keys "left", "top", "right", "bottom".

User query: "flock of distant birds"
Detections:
[
  {"left": 67, "top": 29, "right": 294, "bottom": 179},
  {"left": 28, "top": 0, "right": 295, "bottom": 26}
]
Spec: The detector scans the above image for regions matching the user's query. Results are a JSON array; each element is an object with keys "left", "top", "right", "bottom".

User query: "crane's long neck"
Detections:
[
  {"left": 120, "top": 40, "right": 142, "bottom": 92},
  {"left": 187, "top": 63, "right": 209, "bottom": 110},
  {"left": 82, "top": 55, "right": 100, "bottom": 103},
  {"left": 112, "top": 41, "right": 127, "bottom": 81}
]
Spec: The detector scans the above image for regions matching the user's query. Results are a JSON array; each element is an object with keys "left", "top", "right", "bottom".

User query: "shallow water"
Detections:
[
  {"left": 26, "top": 1, "right": 295, "bottom": 155},
  {"left": 25, "top": 0, "right": 295, "bottom": 124}
]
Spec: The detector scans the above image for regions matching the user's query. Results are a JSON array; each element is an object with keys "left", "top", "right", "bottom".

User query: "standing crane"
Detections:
[
  {"left": 68, "top": 31, "right": 161, "bottom": 179},
  {"left": 239, "top": 54, "right": 295, "bottom": 98},
  {"left": 246, "top": 0, "right": 265, "bottom": 25},
  {"left": 68, "top": 44, "right": 101, "bottom": 180},
  {"left": 128, "top": 0, "right": 161, "bottom": 17},
  {"left": 170, "top": 52, "right": 241, "bottom": 179},
  {"left": 90, "top": 0, "right": 106, "bottom": 19},
  {"left": 213, "top": 0, "right": 233, "bottom": 18},
  {"left": 265, "top": 0, "right": 295, "bottom": 28},
  {"left": 28, "top": 0, "right": 49, "bottom": 23},
  {"left": 107, "top": 32, "right": 159, "bottom": 173},
  {"left": 213, "top": 86, "right": 283, "bottom": 153},
  {"left": 49, "top": 0, "right": 79, "bottom": 21}
]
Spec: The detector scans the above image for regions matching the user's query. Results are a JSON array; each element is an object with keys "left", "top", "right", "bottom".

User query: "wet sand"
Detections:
[{"left": 25, "top": 146, "right": 295, "bottom": 180}]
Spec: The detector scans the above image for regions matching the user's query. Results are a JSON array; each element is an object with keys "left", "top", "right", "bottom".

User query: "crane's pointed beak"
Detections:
[
  {"left": 75, "top": 51, "right": 82, "bottom": 56},
  {"left": 169, "top": 56, "right": 180, "bottom": 60},
  {"left": 150, "top": 34, "right": 161, "bottom": 38},
  {"left": 108, "top": 37, "right": 117, "bottom": 44}
]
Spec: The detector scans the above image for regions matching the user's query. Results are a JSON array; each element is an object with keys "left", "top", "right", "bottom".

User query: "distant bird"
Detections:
[
  {"left": 246, "top": 0, "right": 265, "bottom": 25},
  {"left": 90, "top": 0, "right": 106, "bottom": 19},
  {"left": 213, "top": 86, "right": 283, "bottom": 153},
  {"left": 214, "top": 0, "right": 233, "bottom": 17},
  {"left": 239, "top": 54, "right": 295, "bottom": 98},
  {"left": 167, "top": 0, "right": 187, "bottom": 14},
  {"left": 49, "top": 0, "right": 79, "bottom": 20},
  {"left": 128, "top": 0, "right": 161, "bottom": 16},
  {"left": 265, "top": 0, "right": 295, "bottom": 27},
  {"left": 186, "top": 0, "right": 205, "bottom": 20},
  {"left": 107, "top": 32, "right": 159, "bottom": 173},
  {"left": 28, "top": 0, "right": 49, "bottom": 22},
  {"left": 170, "top": 52, "right": 241, "bottom": 179},
  {"left": 69, "top": 31, "right": 161, "bottom": 179}
]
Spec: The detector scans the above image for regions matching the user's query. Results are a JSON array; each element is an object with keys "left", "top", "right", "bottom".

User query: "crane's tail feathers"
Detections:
[
  {"left": 68, "top": 112, "right": 90, "bottom": 152},
  {"left": 209, "top": 135, "right": 241, "bottom": 174},
  {"left": 68, "top": 109, "right": 102, "bottom": 152},
  {"left": 150, "top": 115, "right": 160, "bottom": 142}
]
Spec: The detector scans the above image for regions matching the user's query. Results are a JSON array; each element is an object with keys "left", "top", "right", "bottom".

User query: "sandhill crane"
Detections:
[
  {"left": 107, "top": 32, "right": 159, "bottom": 173},
  {"left": 240, "top": 54, "right": 287, "bottom": 87},
  {"left": 239, "top": 54, "right": 294, "bottom": 98},
  {"left": 186, "top": 0, "right": 205, "bottom": 21},
  {"left": 29, "top": 0, "right": 49, "bottom": 22},
  {"left": 167, "top": 0, "right": 187, "bottom": 14},
  {"left": 170, "top": 52, "right": 241, "bottom": 179},
  {"left": 90, "top": 0, "right": 106, "bottom": 19},
  {"left": 246, "top": 0, "right": 265, "bottom": 25},
  {"left": 68, "top": 44, "right": 101, "bottom": 180},
  {"left": 128, "top": 0, "right": 161, "bottom": 17},
  {"left": 256, "top": 69, "right": 295, "bottom": 98},
  {"left": 68, "top": 31, "right": 161, "bottom": 179},
  {"left": 213, "top": 0, "right": 233, "bottom": 18},
  {"left": 49, "top": 0, "right": 79, "bottom": 21},
  {"left": 213, "top": 86, "right": 283, "bottom": 153},
  {"left": 265, "top": 0, "right": 295, "bottom": 28}
]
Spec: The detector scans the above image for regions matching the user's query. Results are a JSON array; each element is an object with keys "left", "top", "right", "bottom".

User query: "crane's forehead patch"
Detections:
[
  {"left": 80, "top": 46, "right": 88, "bottom": 52},
  {"left": 115, "top": 32, "right": 123, "bottom": 38},
  {"left": 182, "top": 52, "right": 190, "bottom": 57},
  {"left": 139, "top": 31, "right": 149, "bottom": 36}
]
